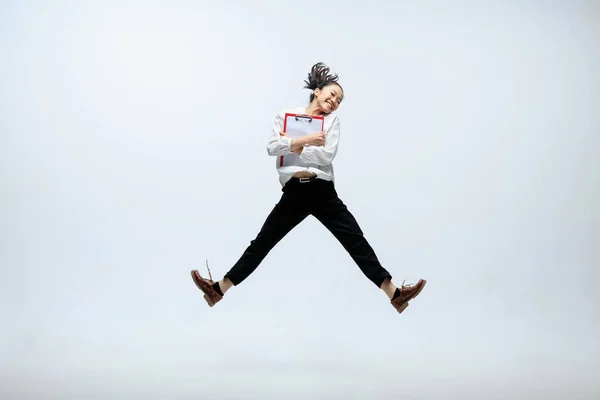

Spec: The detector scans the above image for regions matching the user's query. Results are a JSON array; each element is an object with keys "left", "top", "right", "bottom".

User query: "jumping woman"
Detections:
[{"left": 191, "top": 62, "right": 426, "bottom": 314}]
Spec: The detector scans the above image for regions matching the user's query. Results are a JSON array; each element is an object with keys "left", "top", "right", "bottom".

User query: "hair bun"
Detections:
[{"left": 303, "top": 62, "right": 339, "bottom": 90}]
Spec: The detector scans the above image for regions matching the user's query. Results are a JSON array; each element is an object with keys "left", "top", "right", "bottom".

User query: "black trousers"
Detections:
[{"left": 224, "top": 178, "right": 392, "bottom": 287}]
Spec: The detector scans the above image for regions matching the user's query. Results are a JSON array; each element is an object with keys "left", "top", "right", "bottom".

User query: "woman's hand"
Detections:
[{"left": 304, "top": 131, "right": 326, "bottom": 146}]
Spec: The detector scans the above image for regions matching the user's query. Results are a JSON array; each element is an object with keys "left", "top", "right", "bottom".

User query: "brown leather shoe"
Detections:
[
  {"left": 190, "top": 269, "right": 222, "bottom": 307},
  {"left": 391, "top": 279, "right": 427, "bottom": 314}
]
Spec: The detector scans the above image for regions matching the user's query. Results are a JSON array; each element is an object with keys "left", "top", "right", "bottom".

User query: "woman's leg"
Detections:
[
  {"left": 221, "top": 189, "right": 310, "bottom": 289},
  {"left": 311, "top": 183, "right": 395, "bottom": 295},
  {"left": 380, "top": 278, "right": 399, "bottom": 300},
  {"left": 311, "top": 183, "right": 427, "bottom": 311}
]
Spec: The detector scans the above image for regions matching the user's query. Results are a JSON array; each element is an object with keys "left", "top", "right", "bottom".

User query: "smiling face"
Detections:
[{"left": 313, "top": 83, "right": 344, "bottom": 113}]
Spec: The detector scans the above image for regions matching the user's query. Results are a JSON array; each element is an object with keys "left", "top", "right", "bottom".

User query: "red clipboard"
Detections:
[{"left": 279, "top": 113, "right": 325, "bottom": 167}]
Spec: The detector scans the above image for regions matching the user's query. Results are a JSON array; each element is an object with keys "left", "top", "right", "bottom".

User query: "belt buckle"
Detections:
[{"left": 299, "top": 177, "right": 311, "bottom": 183}]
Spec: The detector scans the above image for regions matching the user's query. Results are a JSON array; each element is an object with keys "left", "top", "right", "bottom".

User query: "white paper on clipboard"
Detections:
[{"left": 279, "top": 113, "right": 324, "bottom": 168}]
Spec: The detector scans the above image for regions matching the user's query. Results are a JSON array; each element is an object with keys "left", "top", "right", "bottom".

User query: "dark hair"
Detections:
[{"left": 303, "top": 62, "right": 343, "bottom": 102}]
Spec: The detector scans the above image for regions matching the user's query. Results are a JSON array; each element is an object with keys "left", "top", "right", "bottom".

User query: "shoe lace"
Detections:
[
  {"left": 205, "top": 259, "right": 214, "bottom": 282},
  {"left": 400, "top": 279, "right": 414, "bottom": 291}
]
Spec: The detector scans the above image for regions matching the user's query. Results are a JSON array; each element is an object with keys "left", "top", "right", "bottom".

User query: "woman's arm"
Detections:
[
  {"left": 266, "top": 112, "right": 293, "bottom": 156},
  {"left": 298, "top": 116, "right": 341, "bottom": 165},
  {"left": 280, "top": 131, "right": 325, "bottom": 155}
]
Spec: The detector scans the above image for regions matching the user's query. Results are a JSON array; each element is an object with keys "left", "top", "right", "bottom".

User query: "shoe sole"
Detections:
[
  {"left": 396, "top": 302, "right": 410, "bottom": 314},
  {"left": 190, "top": 270, "right": 217, "bottom": 307},
  {"left": 396, "top": 279, "right": 427, "bottom": 314}
]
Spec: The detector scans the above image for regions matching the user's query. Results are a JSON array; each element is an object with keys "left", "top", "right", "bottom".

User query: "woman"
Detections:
[{"left": 191, "top": 62, "right": 426, "bottom": 314}]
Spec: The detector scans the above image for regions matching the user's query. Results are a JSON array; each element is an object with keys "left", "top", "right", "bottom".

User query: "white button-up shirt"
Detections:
[{"left": 266, "top": 106, "right": 341, "bottom": 186}]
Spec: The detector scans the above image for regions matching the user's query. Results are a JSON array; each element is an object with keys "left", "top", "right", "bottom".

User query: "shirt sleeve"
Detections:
[
  {"left": 298, "top": 115, "right": 340, "bottom": 166},
  {"left": 266, "top": 111, "right": 293, "bottom": 156}
]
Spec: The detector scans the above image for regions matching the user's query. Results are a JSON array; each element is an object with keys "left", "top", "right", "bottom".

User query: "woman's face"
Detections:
[{"left": 314, "top": 84, "right": 343, "bottom": 113}]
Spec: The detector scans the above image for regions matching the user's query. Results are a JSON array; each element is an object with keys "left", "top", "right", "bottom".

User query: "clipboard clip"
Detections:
[{"left": 294, "top": 115, "right": 313, "bottom": 122}]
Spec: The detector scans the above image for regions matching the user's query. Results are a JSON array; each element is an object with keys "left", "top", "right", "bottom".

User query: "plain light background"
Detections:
[{"left": 1, "top": 0, "right": 598, "bottom": 399}]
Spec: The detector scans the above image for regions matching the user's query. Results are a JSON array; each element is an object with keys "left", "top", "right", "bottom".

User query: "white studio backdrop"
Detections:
[{"left": 1, "top": 1, "right": 598, "bottom": 399}]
